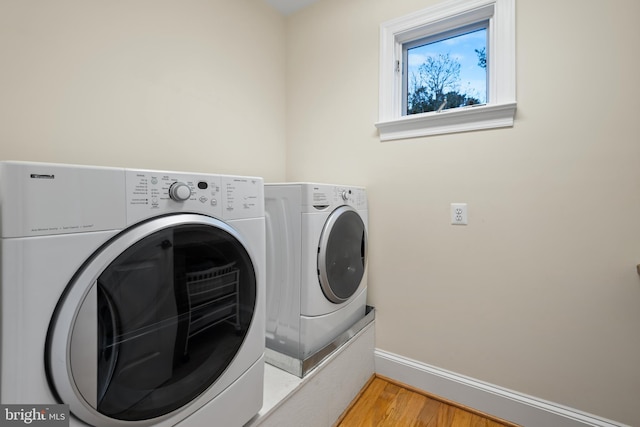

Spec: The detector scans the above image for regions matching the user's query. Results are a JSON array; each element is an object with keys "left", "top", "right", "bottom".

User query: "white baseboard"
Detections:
[{"left": 374, "top": 349, "right": 628, "bottom": 427}]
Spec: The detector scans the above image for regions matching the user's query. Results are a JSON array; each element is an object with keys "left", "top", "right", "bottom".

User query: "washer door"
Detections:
[
  {"left": 47, "top": 214, "right": 257, "bottom": 426},
  {"left": 317, "top": 206, "right": 367, "bottom": 303}
]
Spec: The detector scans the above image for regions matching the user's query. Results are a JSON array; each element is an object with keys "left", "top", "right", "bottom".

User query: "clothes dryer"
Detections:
[
  {"left": 265, "top": 183, "right": 367, "bottom": 363},
  {"left": 0, "top": 161, "right": 265, "bottom": 427}
]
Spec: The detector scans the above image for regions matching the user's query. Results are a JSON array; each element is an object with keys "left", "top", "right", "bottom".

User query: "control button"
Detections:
[
  {"left": 341, "top": 190, "right": 349, "bottom": 201},
  {"left": 199, "top": 196, "right": 208, "bottom": 203},
  {"left": 169, "top": 182, "right": 192, "bottom": 201},
  {"left": 197, "top": 181, "right": 208, "bottom": 190},
  {"left": 211, "top": 198, "right": 217, "bottom": 206}
]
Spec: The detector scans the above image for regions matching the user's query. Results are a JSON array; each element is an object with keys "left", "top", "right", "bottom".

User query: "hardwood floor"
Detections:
[{"left": 334, "top": 375, "right": 521, "bottom": 427}]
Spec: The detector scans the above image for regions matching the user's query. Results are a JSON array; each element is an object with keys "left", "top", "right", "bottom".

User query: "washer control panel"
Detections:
[{"left": 125, "top": 169, "right": 263, "bottom": 223}]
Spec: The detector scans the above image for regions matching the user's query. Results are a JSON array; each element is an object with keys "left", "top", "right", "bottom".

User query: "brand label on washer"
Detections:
[
  {"left": 312, "top": 188, "right": 329, "bottom": 205},
  {"left": 0, "top": 405, "right": 69, "bottom": 426}
]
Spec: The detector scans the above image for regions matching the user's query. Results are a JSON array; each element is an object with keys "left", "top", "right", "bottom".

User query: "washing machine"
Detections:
[
  {"left": 0, "top": 161, "right": 265, "bottom": 427},
  {"left": 264, "top": 183, "right": 367, "bottom": 364}
]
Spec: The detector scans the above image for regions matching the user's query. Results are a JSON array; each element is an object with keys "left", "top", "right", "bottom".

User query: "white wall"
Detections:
[
  {"left": 285, "top": 0, "right": 640, "bottom": 425},
  {"left": 0, "top": 0, "right": 287, "bottom": 180}
]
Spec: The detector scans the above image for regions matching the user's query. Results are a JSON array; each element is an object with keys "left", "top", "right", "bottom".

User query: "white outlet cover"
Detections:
[{"left": 451, "top": 203, "right": 468, "bottom": 225}]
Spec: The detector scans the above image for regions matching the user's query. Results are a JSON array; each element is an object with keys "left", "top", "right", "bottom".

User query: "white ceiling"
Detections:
[{"left": 264, "top": 0, "right": 320, "bottom": 15}]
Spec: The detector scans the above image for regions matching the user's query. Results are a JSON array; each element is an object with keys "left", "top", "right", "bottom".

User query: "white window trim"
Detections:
[{"left": 375, "top": 0, "right": 516, "bottom": 141}]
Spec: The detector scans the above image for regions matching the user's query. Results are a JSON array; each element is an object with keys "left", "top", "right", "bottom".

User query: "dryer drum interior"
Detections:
[
  {"left": 46, "top": 215, "right": 257, "bottom": 424},
  {"left": 317, "top": 205, "right": 367, "bottom": 304}
]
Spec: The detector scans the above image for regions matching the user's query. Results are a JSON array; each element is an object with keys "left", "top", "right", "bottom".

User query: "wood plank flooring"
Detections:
[{"left": 334, "top": 375, "right": 521, "bottom": 427}]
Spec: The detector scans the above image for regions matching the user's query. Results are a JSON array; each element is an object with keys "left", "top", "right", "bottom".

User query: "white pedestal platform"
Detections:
[{"left": 245, "top": 321, "right": 375, "bottom": 427}]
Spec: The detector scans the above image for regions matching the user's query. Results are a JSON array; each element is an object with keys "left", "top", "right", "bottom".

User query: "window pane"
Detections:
[{"left": 406, "top": 28, "right": 487, "bottom": 115}]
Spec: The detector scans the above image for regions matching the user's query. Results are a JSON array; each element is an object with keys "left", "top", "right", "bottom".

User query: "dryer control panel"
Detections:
[
  {"left": 305, "top": 183, "right": 367, "bottom": 212},
  {"left": 125, "top": 169, "right": 264, "bottom": 224}
]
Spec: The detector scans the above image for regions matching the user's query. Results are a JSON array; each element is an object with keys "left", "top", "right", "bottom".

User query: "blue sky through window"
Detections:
[{"left": 407, "top": 28, "right": 487, "bottom": 107}]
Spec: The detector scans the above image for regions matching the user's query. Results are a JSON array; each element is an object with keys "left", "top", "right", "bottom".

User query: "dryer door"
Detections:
[
  {"left": 47, "top": 214, "right": 257, "bottom": 426},
  {"left": 317, "top": 206, "right": 367, "bottom": 303}
]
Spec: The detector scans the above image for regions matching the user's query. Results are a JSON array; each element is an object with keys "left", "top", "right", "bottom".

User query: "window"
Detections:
[
  {"left": 404, "top": 22, "right": 488, "bottom": 115},
  {"left": 376, "top": 0, "right": 516, "bottom": 141}
]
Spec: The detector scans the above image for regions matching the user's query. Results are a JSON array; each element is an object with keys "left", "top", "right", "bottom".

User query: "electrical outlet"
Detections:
[{"left": 451, "top": 203, "right": 468, "bottom": 225}]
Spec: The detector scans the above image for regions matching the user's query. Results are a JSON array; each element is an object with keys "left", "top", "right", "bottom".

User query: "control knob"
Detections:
[
  {"left": 169, "top": 182, "right": 192, "bottom": 201},
  {"left": 341, "top": 190, "right": 349, "bottom": 201}
]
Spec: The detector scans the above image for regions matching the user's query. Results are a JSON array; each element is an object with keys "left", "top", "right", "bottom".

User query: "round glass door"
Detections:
[
  {"left": 317, "top": 206, "right": 367, "bottom": 303},
  {"left": 46, "top": 214, "right": 257, "bottom": 425}
]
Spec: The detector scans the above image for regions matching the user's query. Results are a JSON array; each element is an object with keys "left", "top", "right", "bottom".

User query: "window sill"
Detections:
[{"left": 375, "top": 102, "right": 517, "bottom": 141}]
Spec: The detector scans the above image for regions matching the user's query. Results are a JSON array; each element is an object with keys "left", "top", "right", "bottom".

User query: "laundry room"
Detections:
[{"left": 1, "top": 0, "right": 639, "bottom": 426}]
